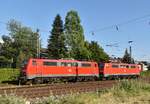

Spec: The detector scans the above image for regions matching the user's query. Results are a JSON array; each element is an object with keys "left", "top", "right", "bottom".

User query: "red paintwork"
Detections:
[
  {"left": 99, "top": 63, "right": 141, "bottom": 77},
  {"left": 22, "top": 58, "right": 99, "bottom": 80},
  {"left": 78, "top": 61, "right": 98, "bottom": 76},
  {"left": 21, "top": 58, "right": 141, "bottom": 81}
]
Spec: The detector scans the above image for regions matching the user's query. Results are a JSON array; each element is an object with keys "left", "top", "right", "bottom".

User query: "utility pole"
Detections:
[
  {"left": 128, "top": 41, "right": 133, "bottom": 63},
  {"left": 36, "top": 29, "right": 40, "bottom": 58}
]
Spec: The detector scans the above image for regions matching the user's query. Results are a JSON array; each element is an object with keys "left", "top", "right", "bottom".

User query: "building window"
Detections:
[{"left": 43, "top": 61, "right": 57, "bottom": 66}]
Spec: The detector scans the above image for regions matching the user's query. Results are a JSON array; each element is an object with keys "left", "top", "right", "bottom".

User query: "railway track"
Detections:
[
  {"left": 0, "top": 77, "right": 149, "bottom": 99},
  {"left": 0, "top": 80, "right": 117, "bottom": 99}
]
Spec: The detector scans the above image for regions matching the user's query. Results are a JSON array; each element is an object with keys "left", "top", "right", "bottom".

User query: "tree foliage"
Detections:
[
  {"left": 64, "top": 10, "right": 90, "bottom": 60},
  {"left": 0, "top": 19, "right": 39, "bottom": 68},
  {"left": 88, "top": 41, "right": 109, "bottom": 62},
  {"left": 47, "top": 14, "right": 67, "bottom": 59},
  {"left": 0, "top": 11, "right": 110, "bottom": 68},
  {"left": 0, "top": 35, "right": 14, "bottom": 67},
  {"left": 122, "top": 48, "right": 131, "bottom": 63}
]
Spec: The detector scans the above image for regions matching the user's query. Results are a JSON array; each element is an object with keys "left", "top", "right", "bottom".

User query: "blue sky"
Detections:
[{"left": 0, "top": 0, "right": 150, "bottom": 61}]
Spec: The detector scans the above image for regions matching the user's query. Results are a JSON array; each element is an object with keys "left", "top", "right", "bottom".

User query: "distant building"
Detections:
[{"left": 138, "top": 61, "right": 149, "bottom": 71}]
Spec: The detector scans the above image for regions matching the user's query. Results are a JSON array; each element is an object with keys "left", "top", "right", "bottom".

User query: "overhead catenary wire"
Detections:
[
  {"left": 0, "top": 15, "right": 150, "bottom": 51},
  {"left": 90, "top": 13, "right": 150, "bottom": 34},
  {"left": 0, "top": 13, "right": 150, "bottom": 34}
]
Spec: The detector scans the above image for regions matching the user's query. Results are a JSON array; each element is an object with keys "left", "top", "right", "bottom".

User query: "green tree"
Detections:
[
  {"left": 89, "top": 41, "right": 109, "bottom": 62},
  {"left": 0, "top": 35, "right": 14, "bottom": 67},
  {"left": 64, "top": 10, "right": 90, "bottom": 60},
  {"left": 122, "top": 48, "right": 131, "bottom": 63},
  {"left": 148, "top": 65, "right": 150, "bottom": 70},
  {"left": 6, "top": 19, "right": 39, "bottom": 68},
  {"left": 47, "top": 14, "right": 67, "bottom": 59},
  {"left": 0, "top": 35, "right": 14, "bottom": 59}
]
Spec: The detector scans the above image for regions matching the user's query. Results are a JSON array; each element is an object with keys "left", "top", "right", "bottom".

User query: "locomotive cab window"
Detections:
[
  {"left": 43, "top": 61, "right": 57, "bottom": 66},
  {"left": 32, "top": 60, "right": 37, "bottom": 66},
  {"left": 81, "top": 63, "right": 91, "bottom": 67},
  {"left": 21, "top": 60, "right": 27, "bottom": 67}
]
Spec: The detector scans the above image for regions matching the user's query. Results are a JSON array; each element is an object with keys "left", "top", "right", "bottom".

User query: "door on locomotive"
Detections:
[
  {"left": 26, "top": 59, "right": 44, "bottom": 84},
  {"left": 35, "top": 59, "right": 43, "bottom": 79},
  {"left": 98, "top": 63, "right": 105, "bottom": 79}
]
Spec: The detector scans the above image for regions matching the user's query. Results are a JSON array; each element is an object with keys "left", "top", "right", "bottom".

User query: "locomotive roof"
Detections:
[
  {"left": 30, "top": 58, "right": 95, "bottom": 63},
  {"left": 103, "top": 62, "right": 139, "bottom": 66}
]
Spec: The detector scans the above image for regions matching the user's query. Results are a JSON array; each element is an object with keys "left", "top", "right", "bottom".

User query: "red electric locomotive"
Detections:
[
  {"left": 20, "top": 58, "right": 99, "bottom": 84},
  {"left": 20, "top": 58, "right": 141, "bottom": 84},
  {"left": 99, "top": 63, "right": 141, "bottom": 79}
]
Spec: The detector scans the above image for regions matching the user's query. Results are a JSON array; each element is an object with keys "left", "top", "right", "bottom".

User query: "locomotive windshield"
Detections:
[{"left": 21, "top": 60, "right": 28, "bottom": 68}]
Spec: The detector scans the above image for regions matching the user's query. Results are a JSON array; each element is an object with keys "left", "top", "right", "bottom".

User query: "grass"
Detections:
[
  {"left": 0, "top": 69, "right": 149, "bottom": 103},
  {"left": 33, "top": 79, "right": 150, "bottom": 104},
  {"left": 140, "top": 70, "right": 150, "bottom": 77},
  {"left": 0, "top": 95, "right": 26, "bottom": 104},
  {"left": 0, "top": 68, "right": 20, "bottom": 83},
  {"left": 0, "top": 78, "right": 149, "bottom": 104}
]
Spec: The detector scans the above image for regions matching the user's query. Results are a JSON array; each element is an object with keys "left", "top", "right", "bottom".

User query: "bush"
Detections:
[
  {"left": 33, "top": 94, "right": 86, "bottom": 104},
  {"left": 110, "top": 79, "right": 150, "bottom": 97},
  {"left": 140, "top": 70, "right": 150, "bottom": 77},
  {"left": 0, "top": 68, "right": 20, "bottom": 83}
]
